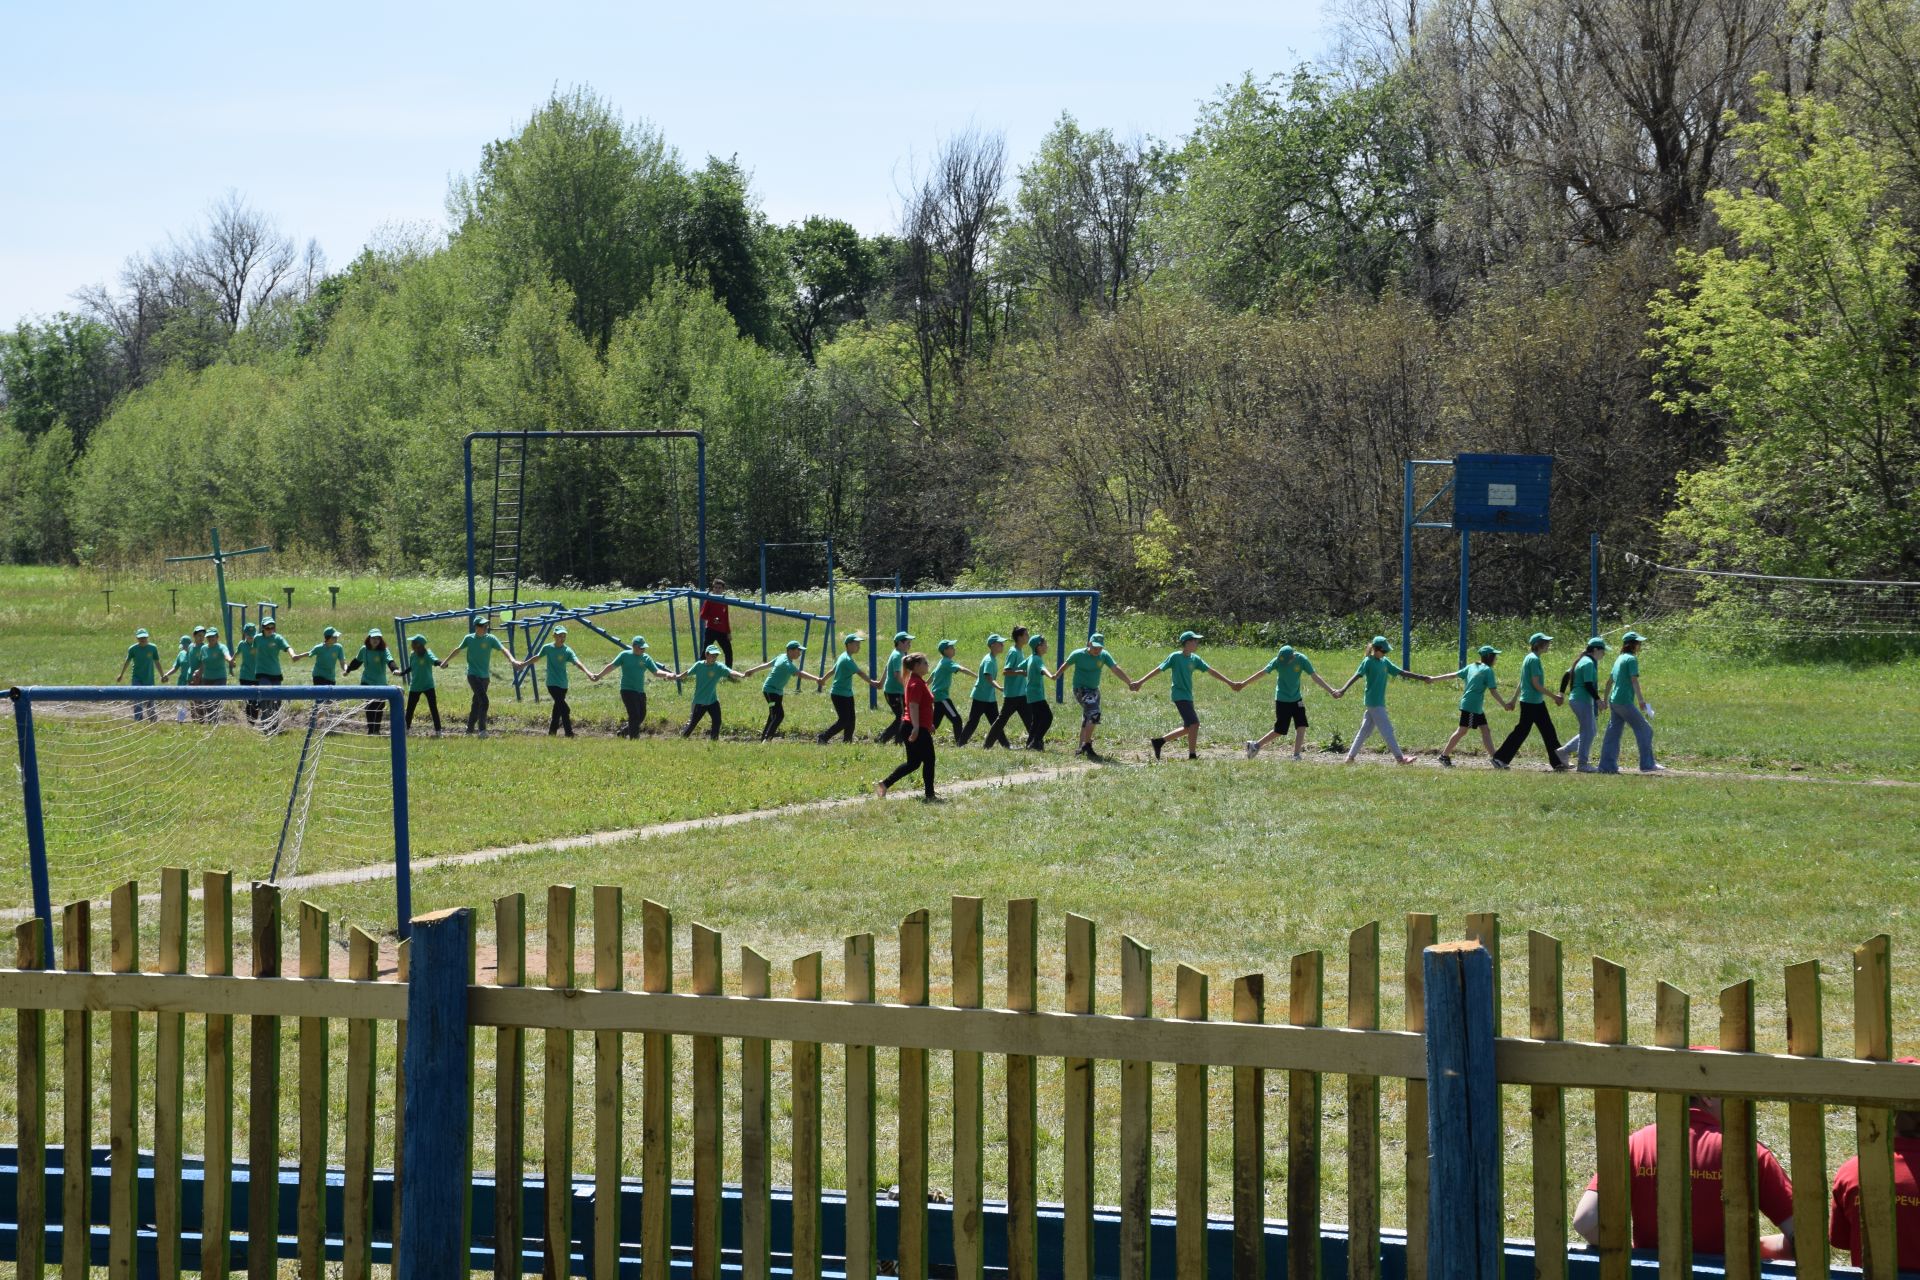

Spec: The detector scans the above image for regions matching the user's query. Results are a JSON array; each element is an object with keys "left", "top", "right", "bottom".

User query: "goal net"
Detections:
[
  {"left": 2, "top": 685, "right": 409, "bottom": 927},
  {"left": 1597, "top": 546, "right": 1920, "bottom": 647}
]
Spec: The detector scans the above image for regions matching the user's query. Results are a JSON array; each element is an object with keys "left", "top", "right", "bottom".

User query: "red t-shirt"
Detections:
[
  {"left": 1830, "top": 1136, "right": 1920, "bottom": 1269},
  {"left": 699, "top": 599, "right": 731, "bottom": 634},
  {"left": 903, "top": 672, "right": 934, "bottom": 727},
  {"left": 1585, "top": 1108, "right": 1794, "bottom": 1254}
]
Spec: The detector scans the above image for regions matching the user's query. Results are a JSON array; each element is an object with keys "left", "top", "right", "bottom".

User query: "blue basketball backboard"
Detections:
[{"left": 1452, "top": 453, "right": 1552, "bottom": 533}]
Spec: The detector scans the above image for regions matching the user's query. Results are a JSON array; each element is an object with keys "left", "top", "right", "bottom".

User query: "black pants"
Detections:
[
  {"left": 406, "top": 689, "right": 441, "bottom": 732},
  {"left": 619, "top": 689, "right": 648, "bottom": 737},
  {"left": 761, "top": 692, "right": 785, "bottom": 740},
  {"left": 255, "top": 672, "right": 284, "bottom": 728},
  {"left": 1025, "top": 697, "right": 1054, "bottom": 749},
  {"left": 881, "top": 730, "right": 937, "bottom": 798},
  {"left": 933, "top": 698, "right": 963, "bottom": 740},
  {"left": 982, "top": 697, "right": 1031, "bottom": 749},
  {"left": 365, "top": 698, "right": 385, "bottom": 736},
  {"left": 467, "top": 676, "right": 492, "bottom": 732},
  {"left": 703, "top": 628, "right": 733, "bottom": 667},
  {"left": 958, "top": 700, "right": 996, "bottom": 746},
  {"left": 313, "top": 676, "right": 335, "bottom": 685},
  {"left": 876, "top": 692, "right": 906, "bottom": 745},
  {"left": 684, "top": 702, "right": 722, "bottom": 739},
  {"left": 239, "top": 676, "right": 258, "bottom": 722},
  {"left": 1495, "top": 701, "right": 1565, "bottom": 767},
  {"left": 548, "top": 685, "right": 573, "bottom": 735},
  {"left": 818, "top": 693, "right": 857, "bottom": 743}
]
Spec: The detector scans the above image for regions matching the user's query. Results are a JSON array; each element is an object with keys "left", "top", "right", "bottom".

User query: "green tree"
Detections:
[
  {"left": 677, "top": 157, "right": 781, "bottom": 347},
  {"left": 777, "top": 216, "right": 877, "bottom": 363},
  {"left": 0, "top": 314, "right": 126, "bottom": 448},
  {"left": 1008, "top": 114, "right": 1166, "bottom": 316}
]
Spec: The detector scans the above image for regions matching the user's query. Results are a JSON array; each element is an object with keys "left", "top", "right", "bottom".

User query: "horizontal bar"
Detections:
[
  {"left": 1410, "top": 459, "right": 1455, "bottom": 467},
  {"left": 867, "top": 591, "right": 1100, "bottom": 602},
  {"left": 465, "top": 430, "right": 704, "bottom": 442},
  {"left": 395, "top": 601, "right": 562, "bottom": 625},
  {"left": 164, "top": 545, "right": 271, "bottom": 564},
  {"left": 1611, "top": 551, "right": 1920, "bottom": 589},
  {"left": 10, "top": 685, "right": 401, "bottom": 705},
  {"left": 683, "top": 592, "right": 832, "bottom": 624},
  {"left": 1413, "top": 522, "right": 1456, "bottom": 531}
]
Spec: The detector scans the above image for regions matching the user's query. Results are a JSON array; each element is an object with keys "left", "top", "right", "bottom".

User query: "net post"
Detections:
[
  {"left": 868, "top": 594, "right": 879, "bottom": 709},
  {"left": 390, "top": 689, "right": 413, "bottom": 941},
  {"left": 1402, "top": 462, "right": 1416, "bottom": 664},
  {"left": 824, "top": 537, "right": 836, "bottom": 684},
  {"left": 9, "top": 688, "right": 55, "bottom": 967},
  {"left": 1056, "top": 594, "right": 1067, "bottom": 702},
  {"left": 1458, "top": 530, "right": 1471, "bottom": 669},
  {"left": 759, "top": 542, "right": 769, "bottom": 663},
  {"left": 464, "top": 434, "right": 478, "bottom": 612},
  {"left": 1589, "top": 534, "right": 1601, "bottom": 638},
  {"left": 696, "top": 435, "right": 708, "bottom": 591}
]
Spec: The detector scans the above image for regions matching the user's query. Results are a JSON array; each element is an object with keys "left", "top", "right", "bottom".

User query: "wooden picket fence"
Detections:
[{"left": 1, "top": 875, "right": 1918, "bottom": 1279}]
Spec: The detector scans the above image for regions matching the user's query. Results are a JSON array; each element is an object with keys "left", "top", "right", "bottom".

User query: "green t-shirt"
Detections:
[
  {"left": 690, "top": 660, "right": 736, "bottom": 706},
  {"left": 1262, "top": 651, "right": 1315, "bottom": 702},
  {"left": 970, "top": 653, "right": 1000, "bottom": 703},
  {"left": 354, "top": 645, "right": 393, "bottom": 686},
  {"left": 252, "top": 632, "right": 292, "bottom": 678},
  {"left": 1609, "top": 653, "right": 1640, "bottom": 706},
  {"left": 1518, "top": 651, "right": 1548, "bottom": 705},
  {"left": 929, "top": 656, "right": 960, "bottom": 702},
  {"left": 1570, "top": 654, "right": 1599, "bottom": 704},
  {"left": 407, "top": 650, "right": 439, "bottom": 692},
  {"left": 1062, "top": 648, "right": 1117, "bottom": 691},
  {"left": 612, "top": 651, "right": 661, "bottom": 693},
  {"left": 236, "top": 637, "right": 257, "bottom": 680},
  {"left": 831, "top": 651, "right": 860, "bottom": 697},
  {"left": 126, "top": 642, "right": 162, "bottom": 685},
  {"left": 457, "top": 631, "right": 508, "bottom": 679},
  {"left": 1001, "top": 651, "right": 1029, "bottom": 700},
  {"left": 538, "top": 642, "right": 579, "bottom": 690},
  {"left": 762, "top": 655, "right": 801, "bottom": 696},
  {"left": 1454, "top": 662, "right": 1497, "bottom": 715},
  {"left": 1158, "top": 650, "right": 1210, "bottom": 702},
  {"left": 198, "top": 643, "right": 232, "bottom": 682},
  {"left": 883, "top": 649, "right": 907, "bottom": 696},
  {"left": 1355, "top": 654, "right": 1403, "bottom": 708},
  {"left": 173, "top": 646, "right": 195, "bottom": 685},
  {"left": 1025, "top": 650, "right": 1051, "bottom": 702},
  {"left": 309, "top": 641, "right": 346, "bottom": 681}
]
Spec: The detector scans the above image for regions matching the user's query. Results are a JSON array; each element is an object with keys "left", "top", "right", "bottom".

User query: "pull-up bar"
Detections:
[{"left": 864, "top": 590, "right": 1102, "bottom": 706}]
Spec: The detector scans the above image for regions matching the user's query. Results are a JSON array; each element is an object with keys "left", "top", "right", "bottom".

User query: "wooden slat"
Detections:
[
  {"left": 1719, "top": 980, "right": 1760, "bottom": 1280},
  {"left": 1175, "top": 964, "right": 1210, "bottom": 1280},
  {"left": 1653, "top": 981, "right": 1692, "bottom": 1280},
  {"left": 61, "top": 898, "right": 91, "bottom": 1280},
  {"left": 246, "top": 883, "right": 282, "bottom": 1280},
  {"left": 1119, "top": 935, "right": 1153, "bottom": 1280},
  {"left": 1232, "top": 974, "right": 1266, "bottom": 1280},
  {"left": 1006, "top": 899, "right": 1038, "bottom": 1280},
  {"left": 1784, "top": 961, "right": 1828, "bottom": 1280},
  {"left": 1289, "top": 950, "right": 1324, "bottom": 1280},
  {"left": 1405, "top": 913, "right": 1437, "bottom": 1280},
  {"left": 791, "top": 951, "right": 823, "bottom": 1280},
  {"left": 691, "top": 923, "right": 724, "bottom": 1280},
  {"left": 392, "top": 935, "right": 410, "bottom": 1274},
  {"left": 542, "top": 885, "right": 576, "bottom": 1278},
  {"left": 343, "top": 928, "right": 379, "bottom": 1280},
  {"left": 595, "top": 886, "right": 626, "bottom": 1280},
  {"left": 492, "top": 893, "right": 526, "bottom": 1280},
  {"left": 1464, "top": 911, "right": 1503, "bottom": 1240},
  {"left": 15, "top": 919, "right": 46, "bottom": 1280},
  {"left": 108, "top": 882, "right": 138, "bottom": 1280},
  {"left": 643, "top": 899, "right": 674, "bottom": 1280},
  {"left": 1855, "top": 935, "right": 1896, "bottom": 1280},
  {"left": 153, "top": 869, "right": 188, "bottom": 1280},
  {"left": 202, "top": 874, "right": 234, "bottom": 1280},
  {"left": 951, "top": 897, "right": 985, "bottom": 1280},
  {"left": 1064, "top": 913, "right": 1097, "bottom": 1280},
  {"left": 898, "top": 910, "right": 932, "bottom": 1280},
  {"left": 740, "top": 947, "right": 773, "bottom": 1280},
  {"left": 1528, "top": 931, "right": 1566, "bottom": 1280},
  {"left": 1593, "top": 957, "right": 1630, "bottom": 1280},
  {"left": 845, "top": 932, "right": 878, "bottom": 1280},
  {"left": 297, "top": 901, "right": 330, "bottom": 1279},
  {"left": 1348, "top": 924, "right": 1381, "bottom": 1280}
]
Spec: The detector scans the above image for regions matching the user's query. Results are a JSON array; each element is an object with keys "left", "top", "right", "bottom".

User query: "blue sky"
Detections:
[{"left": 0, "top": 2, "right": 1331, "bottom": 327}]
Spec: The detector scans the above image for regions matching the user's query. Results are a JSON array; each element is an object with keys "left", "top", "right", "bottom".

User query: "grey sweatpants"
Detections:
[
  {"left": 1346, "top": 706, "right": 1403, "bottom": 760},
  {"left": 1599, "top": 701, "right": 1656, "bottom": 772},
  {"left": 1561, "top": 698, "right": 1599, "bottom": 769}
]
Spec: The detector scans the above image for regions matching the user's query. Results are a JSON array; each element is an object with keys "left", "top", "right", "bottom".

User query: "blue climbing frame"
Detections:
[
  {"left": 863, "top": 590, "right": 1100, "bottom": 708},
  {"left": 390, "top": 602, "right": 565, "bottom": 683},
  {"left": 757, "top": 539, "right": 835, "bottom": 673}
]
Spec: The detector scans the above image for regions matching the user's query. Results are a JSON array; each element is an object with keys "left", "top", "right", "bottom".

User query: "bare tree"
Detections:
[
  {"left": 174, "top": 190, "right": 299, "bottom": 331},
  {"left": 898, "top": 129, "right": 1008, "bottom": 418}
]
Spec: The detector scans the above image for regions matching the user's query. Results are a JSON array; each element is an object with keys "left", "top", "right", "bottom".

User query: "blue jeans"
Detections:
[
  {"left": 1563, "top": 698, "right": 1598, "bottom": 768},
  {"left": 1599, "top": 701, "right": 1656, "bottom": 772}
]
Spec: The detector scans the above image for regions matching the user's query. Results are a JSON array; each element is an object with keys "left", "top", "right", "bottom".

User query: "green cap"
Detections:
[
  {"left": 1371, "top": 635, "right": 1391, "bottom": 650},
  {"left": 987, "top": 633, "right": 1006, "bottom": 645},
  {"left": 135, "top": 627, "right": 149, "bottom": 638},
  {"left": 178, "top": 635, "right": 190, "bottom": 645},
  {"left": 1478, "top": 644, "right": 1500, "bottom": 658},
  {"left": 242, "top": 623, "right": 256, "bottom": 635},
  {"left": 1088, "top": 633, "right": 1106, "bottom": 647},
  {"left": 785, "top": 641, "right": 805, "bottom": 652},
  {"left": 1179, "top": 630, "right": 1204, "bottom": 643},
  {"left": 1622, "top": 631, "right": 1647, "bottom": 644},
  {"left": 1031, "top": 635, "right": 1047, "bottom": 647},
  {"left": 1278, "top": 644, "right": 1295, "bottom": 659},
  {"left": 844, "top": 632, "right": 863, "bottom": 645},
  {"left": 553, "top": 626, "right": 568, "bottom": 636},
  {"left": 192, "top": 624, "right": 206, "bottom": 633},
  {"left": 323, "top": 626, "right": 338, "bottom": 638},
  {"left": 410, "top": 634, "right": 427, "bottom": 645},
  {"left": 937, "top": 639, "right": 956, "bottom": 653},
  {"left": 261, "top": 616, "right": 276, "bottom": 626},
  {"left": 474, "top": 616, "right": 491, "bottom": 626},
  {"left": 893, "top": 630, "right": 914, "bottom": 643},
  {"left": 1586, "top": 636, "right": 1608, "bottom": 650},
  {"left": 705, "top": 644, "right": 723, "bottom": 656},
  {"left": 1529, "top": 632, "right": 1553, "bottom": 646},
  {"left": 631, "top": 636, "right": 648, "bottom": 648},
  {"left": 367, "top": 628, "right": 382, "bottom": 639},
  {"left": 206, "top": 627, "right": 220, "bottom": 637}
]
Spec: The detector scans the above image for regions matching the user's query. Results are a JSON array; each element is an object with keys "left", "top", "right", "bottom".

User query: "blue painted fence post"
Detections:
[
  {"left": 399, "top": 907, "right": 474, "bottom": 1279},
  {"left": 1424, "top": 939, "right": 1499, "bottom": 1280}
]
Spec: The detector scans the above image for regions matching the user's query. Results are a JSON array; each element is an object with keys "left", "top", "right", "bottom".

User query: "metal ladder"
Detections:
[{"left": 485, "top": 432, "right": 529, "bottom": 615}]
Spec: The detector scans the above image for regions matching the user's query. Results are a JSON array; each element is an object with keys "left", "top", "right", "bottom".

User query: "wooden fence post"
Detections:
[
  {"left": 398, "top": 907, "right": 475, "bottom": 1280},
  {"left": 1424, "top": 940, "right": 1499, "bottom": 1280}
]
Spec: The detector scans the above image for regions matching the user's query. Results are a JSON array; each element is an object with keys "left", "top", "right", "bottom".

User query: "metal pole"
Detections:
[
  {"left": 824, "top": 537, "right": 836, "bottom": 686},
  {"left": 759, "top": 542, "right": 769, "bottom": 663},
  {"left": 390, "top": 689, "right": 413, "bottom": 941},
  {"left": 696, "top": 436, "right": 708, "bottom": 591},
  {"left": 894, "top": 575, "right": 904, "bottom": 634},
  {"left": 1056, "top": 594, "right": 1067, "bottom": 702},
  {"left": 10, "top": 690, "right": 55, "bottom": 967},
  {"left": 464, "top": 437, "right": 477, "bottom": 614},
  {"left": 1590, "top": 533, "right": 1601, "bottom": 638},
  {"left": 1401, "top": 464, "right": 1416, "bottom": 665},
  {"left": 867, "top": 594, "right": 879, "bottom": 709},
  {"left": 211, "top": 526, "right": 231, "bottom": 645},
  {"left": 1458, "top": 530, "right": 1471, "bottom": 669}
]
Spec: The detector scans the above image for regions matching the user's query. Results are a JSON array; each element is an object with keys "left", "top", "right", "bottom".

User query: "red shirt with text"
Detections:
[{"left": 1586, "top": 1107, "right": 1794, "bottom": 1254}]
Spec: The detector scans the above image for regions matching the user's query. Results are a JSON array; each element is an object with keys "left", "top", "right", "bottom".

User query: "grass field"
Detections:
[{"left": 2, "top": 564, "right": 1918, "bottom": 1243}]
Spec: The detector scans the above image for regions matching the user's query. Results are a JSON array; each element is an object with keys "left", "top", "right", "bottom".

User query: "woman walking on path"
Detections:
[
  {"left": 1492, "top": 633, "right": 1568, "bottom": 771},
  {"left": 1599, "top": 632, "right": 1664, "bottom": 773},
  {"left": 926, "top": 640, "right": 976, "bottom": 742},
  {"left": 524, "top": 625, "right": 592, "bottom": 737},
  {"left": 876, "top": 630, "right": 916, "bottom": 746},
  {"left": 1236, "top": 643, "right": 1340, "bottom": 760},
  {"left": 1554, "top": 638, "right": 1609, "bottom": 772},
  {"left": 682, "top": 645, "right": 743, "bottom": 740},
  {"left": 300, "top": 626, "right": 346, "bottom": 685},
  {"left": 405, "top": 635, "right": 443, "bottom": 735},
  {"left": 1022, "top": 636, "right": 1059, "bottom": 750},
  {"left": 1057, "top": 633, "right": 1131, "bottom": 761},
  {"left": 442, "top": 616, "right": 514, "bottom": 737},
  {"left": 1335, "top": 636, "right": 1420, "bottom": 765},
  {"left": 874, "top": 653, "right": 940, "bottom": 802},
  {"left": 981, "top": 625, "right": 1033, "bottom": 750},
  {"left": 743, "top": 641, "right": 825, "bottom": 741},
  {"left": 956, "top": 634, "right": 1005, "bottom": 746},
  {"left": 1429, "top": 645, "right": 1514, "bottom": 767},
  {"left": 116, "top": 627, "right": 163, "bottom": 721},
  {"left": 817, "top": 633, "right": 882, "bottom": 744},
  {"left": 699, "top": 582, "right": 734, "bottom": 667},
  {"left": 1133, "top": 631, "right": 1236, "bottom": 760},
  {"left": 344, "top": 629, "right": 399, "bottom": 735},
  {"left": 595, "top": 637, "right": 675, "bottom": 738}
]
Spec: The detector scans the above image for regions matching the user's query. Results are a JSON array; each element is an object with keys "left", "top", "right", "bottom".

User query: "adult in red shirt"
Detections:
[
  {"left": 699, "top": 579, "right": 734, "bottom": 668},
  {"left": 874, "top": 653, "right": 940, "bottom": 802},
  {"left": 1572, "top": 1091, "right": 1796, "bottom": 1259},
  {"left": 1830, "top": 1059, "right": 1920, "bottom": 1270}
]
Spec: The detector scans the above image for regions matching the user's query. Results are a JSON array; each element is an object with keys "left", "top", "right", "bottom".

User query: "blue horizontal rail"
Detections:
[{"left": 8, "top": 685, "right": 400, "bottom": 705}]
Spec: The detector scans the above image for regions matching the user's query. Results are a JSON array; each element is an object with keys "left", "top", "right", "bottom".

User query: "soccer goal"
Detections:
[
  {"left": 3, "top": 684, "right": 412, "bottom": 962},
  {"left": 1594, "top": 544, "right": 1920, "bottom": 647}
]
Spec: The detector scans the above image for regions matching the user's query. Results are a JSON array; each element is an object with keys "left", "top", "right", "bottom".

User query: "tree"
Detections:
[
  {"left": 777, "top": 216, "right": 877, "bottom": 363},
  {"left": 677, "top": 156, "right": 781, "bottom": 346},
  {"left": 0, "top": 314, "right": 125, "bottom": 448},
  {"left": 173, "top": 190, "right": 307, "bottom": 332},
  {"left": 897, "top": 128, "right": 1008, "bottom": 418},
  {"left": 1009, "top": 114, "right": 1166, "bottom": 316}
]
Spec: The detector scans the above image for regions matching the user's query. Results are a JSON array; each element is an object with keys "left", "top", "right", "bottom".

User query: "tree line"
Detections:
[{"left": 5, "top": 1, "right": 1919, "bottom": 622}]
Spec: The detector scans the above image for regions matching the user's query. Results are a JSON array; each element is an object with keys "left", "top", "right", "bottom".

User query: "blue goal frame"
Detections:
[{"left": 864, "top": 590, "right": 1101, "bottom": 707}]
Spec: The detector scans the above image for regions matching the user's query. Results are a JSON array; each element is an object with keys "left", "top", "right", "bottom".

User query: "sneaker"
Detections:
[
  {"left": 1639, "top": 765, "right": 1670, "bottom": 774},
  {"left": 1490, "top": 758, "right": 1510, "bottom": 770},
  {"left": 1150, "top": 736, "right": 1165, "bottom": 760},
  {"left": 873, "top": 782, "right": 888, "bottom": 799},
  {"left": 922, "top": 794, "right": 945, "bottom": 804},
  {"left": 1438, "top": 755, "right": 1453, "bottom": 768},
  {"left": 1246, "top": 740, "right": 1260, "bottom": 759},
  {"left": 1187, "top": 751, "right": 1199, "bottom": 760},
  {"left": 478, "top": 729, "right": 489, "bottom": 739},
  {"left": 1577, "top": 765, "right": 1598, "bottom": 773},
  {"left": 1085, "top": 748, "right": 1105, "bottom": 763},
  {"left": 1290, "top": 752, "right": 1304, "bottom": 761}
]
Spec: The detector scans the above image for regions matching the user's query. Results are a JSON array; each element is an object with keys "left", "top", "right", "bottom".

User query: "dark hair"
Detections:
[
  {"left": 1011, "top": 625, "right": 1030, "bottom": 640},
  {"left": 905, "top": 651, "right": 929, "bottom": 672}
]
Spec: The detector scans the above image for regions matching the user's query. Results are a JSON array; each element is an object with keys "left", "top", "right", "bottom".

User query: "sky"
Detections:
[{"left": 0, "top": 2, "right": 1334, "bottom": 328}]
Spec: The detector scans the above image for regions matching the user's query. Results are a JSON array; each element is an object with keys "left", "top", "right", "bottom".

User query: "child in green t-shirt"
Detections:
[
  {"left": 1428, "top": 645, "right": 1515, "bottom": 767},
  {"left": 741, "top": 640, "right": 826, "bottom": 741},
  {"left": 1333, "top": 636, "right": 1421, "bottom": 765},
  {"left": 1131, "top": 631, "right": 1236, "bottom": 760},
  {"left": 1231, "top": 643, "right": 1341, "bottom": 761},
  {"left": 405, "top": 634, "right": 442, "bottom": 735}
]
